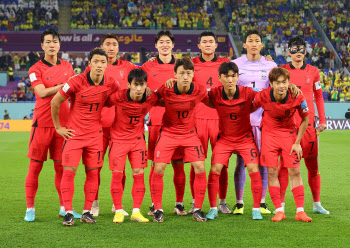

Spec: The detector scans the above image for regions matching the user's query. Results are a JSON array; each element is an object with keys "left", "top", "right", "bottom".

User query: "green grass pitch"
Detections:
[{"left": 0, "top": 130, "right": 350, "bottom": 247}]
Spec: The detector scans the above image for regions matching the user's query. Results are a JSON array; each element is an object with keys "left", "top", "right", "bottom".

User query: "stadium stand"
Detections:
[
  {"left": 311, "top": 1, "right": 350, "bottom": 71},
  {"left": 71, "top": 0, "right": 217, "bottom": 30},
  {"left": 0, "top": 0, "right": 59, "bottom": 31}
]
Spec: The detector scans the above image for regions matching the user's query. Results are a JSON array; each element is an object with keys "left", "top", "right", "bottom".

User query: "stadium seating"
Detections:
[
  {"left": 71, "top": 0, "right": 216, "bottom": 30},
  {"left": 0, "top": 0, "right": 59, "bottom": 31}
]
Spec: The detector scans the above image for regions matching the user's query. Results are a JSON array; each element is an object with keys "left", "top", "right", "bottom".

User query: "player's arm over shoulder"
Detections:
[
  {"left": 59, "top": 74, "right": 80, "bottom": 99},
  {"left": 251, "top": 88, "right": 267, "bottom": 112}
]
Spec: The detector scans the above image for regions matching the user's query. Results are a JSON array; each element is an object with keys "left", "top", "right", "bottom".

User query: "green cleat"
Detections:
[{"left": 233, "top": 204, "right": 244, "bottom": 215}]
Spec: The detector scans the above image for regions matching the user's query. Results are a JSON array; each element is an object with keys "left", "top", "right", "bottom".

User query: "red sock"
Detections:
[
  {"left": 172, "top": 163, "right": 185, "bottom": 203},
  {"left": 83, "top": 169, "right": 99, "bottom": 210},
  {"left": 151, "top": 172, "right": 164, "bottom": 210},
  {"left": 94, "top": 167, "right": 102, "bottom": 201},
  {"left": 249, "top": 172, "right": 262, "bottom": 208},
  {"left": 110, "top": 171, "right": 124, "bottom": 210},
  {"left": 208, "top": 171, "right": 220, "bottom": 208},
  {"left": 305, "top": 157, "right": 320, "bottom": 202},
  {"left": 149, "top": 166, "right": 154, "bottom": 202},
  {"left": 61, "top": 170, "right": 76, "bottom": 211},
  {"left": 132, "top": 173, "right": 145, "bottom": 209},
  {"left": 194, "top": 172, "right": 207, "bottom": 209},
  {"left": 278, "top": 157, "right": 289, "bottom": 203},
  {"left": 292, "top": 185, "right": 305, "bottom": 209},
  {"left": 25, "top": 160, "right": 43, "bottom": 208},
  {"left": 218, "top": 166, "right": 228, "bottom": 200},
  {"left": 189, "top": 165, "right": 195, "bottom": 199},
  {"left": 269, "top": 186, "right": 282, "bottom": 209},
  {"left": 122, "top": 170, "right": 126, "bottom": 190}
]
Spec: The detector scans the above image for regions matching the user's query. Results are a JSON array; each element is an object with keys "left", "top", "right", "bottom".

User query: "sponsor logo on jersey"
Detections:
[{"left": 62, "top": 83, "right": 70, "bottom": 93}]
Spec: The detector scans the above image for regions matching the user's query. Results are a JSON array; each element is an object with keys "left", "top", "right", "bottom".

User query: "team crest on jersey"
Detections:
[
  {"left": 102, "top": 91, "right": 107, "bottom": 100},
  {"left": 305, "top": 76, "right": 310, "bottom": 85},
  {"left": 261, "top": 71, "right": 267, "bottom": 80},
  {"left": 239, "top": 102, "right": 245, "bottom": 110},
  {"left": 120, "top": 71, "right": 124, "bottom": 79},
  {"left": 190, "top": 101, "right": 196, "bottom": 109}
]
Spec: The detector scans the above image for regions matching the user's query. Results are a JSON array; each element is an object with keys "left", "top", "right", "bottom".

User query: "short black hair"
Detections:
[
  {"left": 174, "top": 58, "right": 194, "bottom": 73},
  {"left": 244, "top": 30, "right": 262, "bottom": 43},
  {"left": 101, "top": 33, "right": 118, "bottom": 45},
  {"left": 88, "top": 48, "right": 108, "bottom": 61},
  {"left": 198, "top": 31, "right": 216, "bottom": 43},
  {"left": 128, "top": 69, "right": 148, "bottom": 84},
  {"left": 155, "top": 30, "right": 175, "bottom": 44},
  {"left": 41, "top": 28, "right": 60, "bottom": 43},
  {"left": 218, "top": 62, "right": 239, "bottom": 75},
  {"left": 288, "top": 36, "right": 306, "bottom": 48}
]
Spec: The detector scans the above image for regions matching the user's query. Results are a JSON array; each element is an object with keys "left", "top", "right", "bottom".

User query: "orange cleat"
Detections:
[
  {"left": 271, "top": 211, "right": 286, "bottom": 222},
  {"left": 295, "top": 211, "right": 312, "bottom": 222}
]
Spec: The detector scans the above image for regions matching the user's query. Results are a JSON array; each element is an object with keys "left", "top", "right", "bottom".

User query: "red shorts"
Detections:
[
  {"left": 300, "top": 126, "right": 318, "bottom": 158},
  {"left": 27, "top": 127, "right": 64, "bottom": 161},
  {"left": 102, "top": 127, "right": 111, "bottom": 158},
  {"left": 147, "top": 125, "right": 183, "bottom": 161},
  {"left": 154, "top": 131, "right": 204, "bottom": 164},
  {"left": 109, "top": 139, "right": 148, "bottom": 171},
  {"left": 261, "top": 133, "right": 300, "bottom": 168},
  {"left": 212, "top": 136, "right": 259, "bottom": 167},
  {"left": 62, "top": 133, "right": 103, "bottom": 168},
  {"left": 196, "top": 118, "right": 219, "bottom": 158}
]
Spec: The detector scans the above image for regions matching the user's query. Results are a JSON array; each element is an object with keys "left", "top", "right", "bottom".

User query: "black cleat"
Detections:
[
  {"left": 80, "top": 212, "right": 96, "bottom": 224},
  {"left": 174, "top": 204, "right": 187, "bottom": 216},
  {"left": 63, "top": 213, "right": 74, "bottom": 226},
  {"left": 148, "top": 205, "right": 155, "bottom": 216},
  {"left": 193, "top": 209, "right": 207, "bottom": 222},
  {"left": 153, "top": 210, "right": 164, "bottom": 222}
]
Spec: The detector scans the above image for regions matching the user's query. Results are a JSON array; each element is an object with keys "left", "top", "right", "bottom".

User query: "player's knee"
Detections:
[
  {"left": 267, "top": 167, "right": 278, "bottom": 179},
  {"left": 288, "top": 168, "right": 301, "bottom": 178},
  {"left": 246, "top": 163, "right": 259, "bottom": 174},
  {"left": 132, "top": 168, "right": 144, "bottom": 175},
  {"left": 210, "top": 163, "right": 223, "bottom": 174},
  {"left": 192, "top": 161, "right": 205, "bottom": 173}
]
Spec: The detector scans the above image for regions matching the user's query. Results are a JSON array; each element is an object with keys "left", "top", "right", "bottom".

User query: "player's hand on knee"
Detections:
[
  {"left": 290, "top": 143, "right": 302, "bottom": 160},
  {"left": 56, "top": 126, "right": 75, "bottom": 140}
]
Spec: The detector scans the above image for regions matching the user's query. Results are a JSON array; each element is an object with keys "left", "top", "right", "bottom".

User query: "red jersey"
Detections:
[
  {"left": 29, "top": 58, "right": 74, "bottom": 127},
  {"left": 142, "top": 55, "right": 176, "bottom": 126},
  {"left": 107, "top": 89, "right": 159, "bottom": 142},
  {"left": 280, "top": 63, "right": 325, "bottom": 126},
  {"left": 192, "top": 55, "right": 231, "bottom": 120},
  {"left": 59, "top": 71, "right": 119, "bottom": 138},
  {"left": 85, "top": 60, "right": 139, "bottom": 127},
  {"left": 156, "top": 82, "right": 209, "bottom": 135},
  {"left": 209, "top": 85, "right": 257, "bottom": 141},
  {"left": 253, "top": 88, "right": 309, "bottom": 137}
]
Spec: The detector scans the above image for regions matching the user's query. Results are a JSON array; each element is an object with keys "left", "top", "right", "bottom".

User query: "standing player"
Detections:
[
  {"left": 107, "top": 69, "right": 160, "bottom": 223},
  {"left": 51, "top": 48, "right": 119, "bottom": 226},
  {"left": 151, "top": 58, "right": 209, "bottom": 222},
  {"left": 189, "top": 31, "right": 231, "bottom": 214},
  {"left": 85, "top": 33, "right": 138, "bottom": 217},
  {"left": 252, "top": 67, "right": 312, "bottom": 222},
  {"left": 142, "top": 31, "right": 187, "bottom": 216},
  {"left": 24, "top": 29, "right": 78, "bottom": 222},
  {"left": 279, "top": 37, "right": 329, "bottom": 214},
  {"left": 206, "top": 62, "right": 263, "bottom": 220},
  {"left": 231, "top": 30, "right": 277, "bottom": 215}
]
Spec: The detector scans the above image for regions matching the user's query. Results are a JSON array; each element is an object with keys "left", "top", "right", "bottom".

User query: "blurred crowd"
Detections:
[
  {"left": 0, "top": 0, "right": 59, "bottom": 31},
  {"left": 71, "top": 0, "right": 216, "bottom": 30}
]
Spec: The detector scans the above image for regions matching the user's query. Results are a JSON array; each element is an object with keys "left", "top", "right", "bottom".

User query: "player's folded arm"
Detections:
[{"left": 34, "top": 83, "right": 64, "bottom": 99}]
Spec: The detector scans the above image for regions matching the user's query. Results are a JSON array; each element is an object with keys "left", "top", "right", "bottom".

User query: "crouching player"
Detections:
[
  {"left": 252, "top": 67, "right": 312, "bottom": 222},
  {"left": 206, "top": 62, "right": 263, "bottom": 220},
  {"left": 51, "top": 48, "right": 120, "bottom": 226},
  {"left": 151, "top": 58, "right": 209, "bottom": 222},
  {"left": 107, "top": 69, "right": 161, "bottom": 223}
]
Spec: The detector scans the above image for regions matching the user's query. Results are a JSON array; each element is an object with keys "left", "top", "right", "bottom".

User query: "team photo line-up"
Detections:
[{"left": 24, "top": 28, "right": 329, "bottom": 226}]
